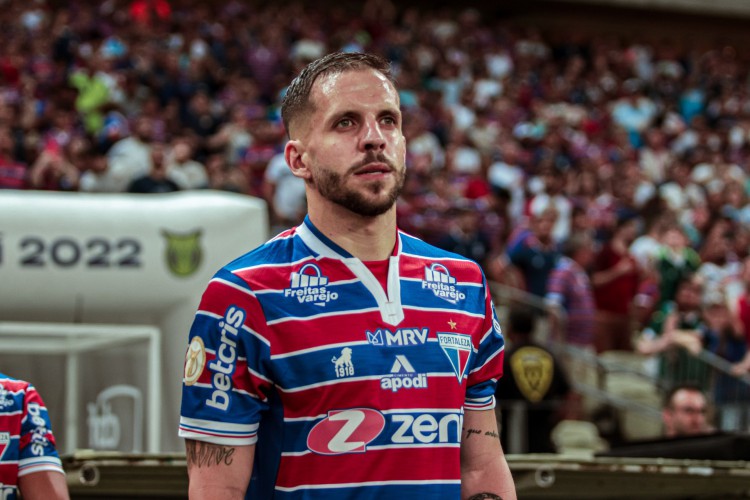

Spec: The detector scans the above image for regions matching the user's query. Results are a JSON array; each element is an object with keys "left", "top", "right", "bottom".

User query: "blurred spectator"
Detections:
[
  {"left": 637, "top": 274, "right": 718, "bottom": 390},
  {"left": 496, "top": 306, "right": 575, "bottom": 453},
  {"left": 662, "top": 383, "right": 712, "bottom": 438},
  {"left": 529, "top": 166, "right": 573, "bottom": 244},
  {"left": 629, "top": 214, "right": 670, "bottom": 273},
  {"left": 610, "top": 78, "right": 657, "bottom": 148},
  {"left": 591, "top": 213, "right": 641, "bottom": 352},
  {"left": 207, "top": 105, "right": 255, "bottom": 166},
  {"left": 655, "top": 223, "right": 701, "bottom": 307},
  {"left": 489, "top": 205, "right": 560, "bottom": 298},
  {"left": 435, "top": 198, "right": 492, "bottom": 266},
  {"left": 105, "top": 116, "right": 155, "bottom": 192},
  {"left": 128, "top": 142, "right": 180, "bottom": 193},
  {"left": 0, "top": 126, "right": 28, "bottom": 189},
  {"left": 545, "top": 230, "right": 597, "bottom": 349},
  {"left": 166, "top": 137, "right": 208, "bottom": 189},
  {"left": 27, "top": 142, "right": 79, "bottom": 191},
  {"left": 263, "top": 152, "right": 306, "bottom": 233},
  {"left": 205, "top": 153, "right": 248, "bottom": 193}
]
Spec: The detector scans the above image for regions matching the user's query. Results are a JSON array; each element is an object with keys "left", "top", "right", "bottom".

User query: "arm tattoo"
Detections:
[
  {"left": 185, "top": 440, "right": 236, "bottom": 469},
  {"left": 463, "top": 427, "right": 500, "bottom": 440},
  {"left": 467, "top": 494, "right": 503, "bottom": 500}
]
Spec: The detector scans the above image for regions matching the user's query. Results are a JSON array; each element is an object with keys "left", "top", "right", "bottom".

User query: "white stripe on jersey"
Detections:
[
  {"left": 469, "top": 345, "right": 504, "bottom": 375},
  {"left": 209, "top": 277, "right": 257, "bottom": 298},
  {"left": 275, "top": 479, "right": 461, "bottom": 492},
  {"left": 266, "top": 306, "right": 381, "bottom": 325},
  {"left": 403, "top": 304, "right": 485, "bottom": 319},
  {"left": 180, "top": 416, "right": 259, "bottom": 434},
  {"left": 253, "top": 277, "right": 361, "bottom": 296},
  {"left": 270, "top": 340, "right": 371, "bottom": 360},
  {"left": 195, "top": 310, "right": 271, "bottom": 347},
  {"left": 276, "top": 372, "right": 460, "bottom": 393}
]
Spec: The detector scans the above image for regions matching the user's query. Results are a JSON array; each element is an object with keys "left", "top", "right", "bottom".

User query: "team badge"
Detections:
[
  {"left": 162, "top": 229, "right": 203, "bottom": 277},
  {"left": 510, "top": 346, "right": 553, "bottom": 403},
  {"left": 437, "top": 332, "right": 472, "bottom": 383},
  {"left": 184, "top": 337, "right": 206, "bottom": 386}
]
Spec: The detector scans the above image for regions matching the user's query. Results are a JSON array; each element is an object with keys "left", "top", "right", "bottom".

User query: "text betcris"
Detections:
[{"left": 206, "top": 306, "right": 246, "bottom": 411}]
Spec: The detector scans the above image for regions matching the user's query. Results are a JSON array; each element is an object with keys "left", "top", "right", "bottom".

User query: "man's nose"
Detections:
[{"left": 361, "top": 119, "right": 386, "bottom": 151}]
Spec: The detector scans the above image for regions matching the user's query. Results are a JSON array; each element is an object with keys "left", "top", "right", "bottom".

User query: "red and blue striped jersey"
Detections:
[
  {"left": 0, "top": 373, "right": 64, "bottom": 500},
  {"left": 179, "top": 217, "right": 506, "bottom": 499}
]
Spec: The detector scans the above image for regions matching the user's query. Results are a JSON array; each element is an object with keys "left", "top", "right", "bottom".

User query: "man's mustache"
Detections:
[{"left": 348, "top": 153, "right": 395, "bottom": 173}]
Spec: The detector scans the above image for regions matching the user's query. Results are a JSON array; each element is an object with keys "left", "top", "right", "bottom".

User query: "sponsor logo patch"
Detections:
[
  {"left": 184, "top": 337, "right": 206, "bottom": 386},
  {"left": 332, "top": 347, "right": 355, "bottom": 378},
  {"left": 366, "top": 327, "right": 429, "bottom": 347},
  {"left": 422, "top": 263, "right": 466, "bottom": 304},
  {"left": 437, "top": 332, "right": 472, "bottom": 383},
  {"left": 380, "top": 355, "right": 428, "bottom": 392},
  {"left": 285, "top": 263, "right": 338, "bottom": 307},
  {"left": 205, "top": 306, "right": 246, "bottom": 412},
  {"left": 306, "top": 409, "right": 463, "bottom": 454},
  {"left": 307, "top": 408, "right": 385, "bottom": 455}
]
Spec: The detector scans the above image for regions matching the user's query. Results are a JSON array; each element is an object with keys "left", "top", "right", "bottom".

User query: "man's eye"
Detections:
[
  {"left": 336, "top": 118, "right": 353, "bottom": 128},
  {"left": 382, "top": 116, "right": 396, "bottom": 125}
]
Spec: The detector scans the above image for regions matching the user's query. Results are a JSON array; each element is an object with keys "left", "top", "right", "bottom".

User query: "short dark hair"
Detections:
[
  {"left": 280, "top": 52, "right": 394, "bottom": 138},
  {"left": 664, "top": 382, "right": 705, "bottom": 408},
  {"left": 508, "top": 306, "right": 535, "bottom": 336},
  {"left": 561, "top": 230, "right": 593, "bottom": 258}
]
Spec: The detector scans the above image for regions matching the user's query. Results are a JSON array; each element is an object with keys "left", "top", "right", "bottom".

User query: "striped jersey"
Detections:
[
  {"left": 179, "top": 216, "right": 506, "bottom": 499},
  {"left": 0, "top": 373, "right": 64, "bottom": 500}
]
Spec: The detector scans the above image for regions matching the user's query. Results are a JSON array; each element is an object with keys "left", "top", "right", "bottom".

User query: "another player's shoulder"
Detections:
[
  {"left": 0, "top": 373, "right": 30, "bottom": 393},
  {"left": 221, "top": 226, "right": 304, "bottom": 274}
]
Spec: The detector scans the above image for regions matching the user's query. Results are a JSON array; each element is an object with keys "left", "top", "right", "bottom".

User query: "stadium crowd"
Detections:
[{"left": 2, "top": 0, "right": 750, "bottom": 431}]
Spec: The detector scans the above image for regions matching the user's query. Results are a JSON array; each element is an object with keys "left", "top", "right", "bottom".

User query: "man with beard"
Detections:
[{"left": 179, "top": 52, "right": 516, "bottom": 500}]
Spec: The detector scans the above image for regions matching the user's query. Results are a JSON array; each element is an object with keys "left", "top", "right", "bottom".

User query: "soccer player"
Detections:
[
  {"left": 179, "top": 52, "right": 516, "bottom": 500},
  {"left": 0, "top": 373, "right": 69, "bottom": 500}
]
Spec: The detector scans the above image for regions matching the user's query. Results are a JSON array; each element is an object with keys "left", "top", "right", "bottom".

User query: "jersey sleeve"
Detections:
[
  {"left": 179, "top": 269, "right": 275, "bottom": 446},
  {"left": 18, "top": 384, "right": 63, "bottom": 478},
  {"left": 545, "top": 265, "right": 567, "bottom": 307},
  {"left": 465, "top": 275, "right": 506, "bottom": 411}
]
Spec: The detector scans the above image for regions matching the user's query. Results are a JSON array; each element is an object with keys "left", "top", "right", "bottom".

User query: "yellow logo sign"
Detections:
[
  {"left": 162, "top": 229, "right": 203, "bottom": 277},
  {"left": 184, "top": 337, "right": 206, "bottom": 386},
  {"left": 510, "top": 346, "right": 553, "bottom": 403}
]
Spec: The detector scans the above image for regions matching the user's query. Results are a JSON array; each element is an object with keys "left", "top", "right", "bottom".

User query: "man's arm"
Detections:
[
  {"left": 461, "top": 409, "right": 516, "bottom": 500},
  {"left": 186, "top": 440, "right": 255, "bottom": 500},
  {"left": 18, "top": 470, "right": 69, "bottom": 500}
]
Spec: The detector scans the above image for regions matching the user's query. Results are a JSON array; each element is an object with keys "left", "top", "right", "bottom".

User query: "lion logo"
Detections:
[{"left": 332, "top": 347, "right": 355, "bottom": 378}]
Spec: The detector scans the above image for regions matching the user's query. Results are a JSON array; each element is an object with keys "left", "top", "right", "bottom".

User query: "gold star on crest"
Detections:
[{"left": 448, "top": 319, "right": 457, "bottom": 330}]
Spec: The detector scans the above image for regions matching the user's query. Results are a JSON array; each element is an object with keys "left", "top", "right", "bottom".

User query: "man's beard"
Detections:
[{"left": 312, "top": 153, "right": 405, "bottom": 217}]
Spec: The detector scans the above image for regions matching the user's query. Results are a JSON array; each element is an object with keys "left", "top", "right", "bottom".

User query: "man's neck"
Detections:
[{"left": 307, "top": 203, "right": 397, "bottom": 261}]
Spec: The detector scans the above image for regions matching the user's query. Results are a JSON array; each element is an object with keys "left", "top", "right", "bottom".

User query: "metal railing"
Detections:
[{"left": 489, "top": 280, "right": 750, "bottom": 452}]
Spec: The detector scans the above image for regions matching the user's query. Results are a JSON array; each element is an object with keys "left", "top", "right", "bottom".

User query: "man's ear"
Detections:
[{"left": 285, "top": 140, "right": 311, "bottom": 180}]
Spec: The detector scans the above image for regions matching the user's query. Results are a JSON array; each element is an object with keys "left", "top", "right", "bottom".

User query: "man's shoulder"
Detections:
[{"left": 221, "top": 227, "right": 302, "bottom": 272}]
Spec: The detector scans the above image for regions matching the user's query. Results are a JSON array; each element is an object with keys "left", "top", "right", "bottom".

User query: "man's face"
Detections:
[
  {"left": 663, "top": 389, "right": 709, "bottom": 437},
  {"left": 291, "top": 68, "right": 406, "bottom": 217}
]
